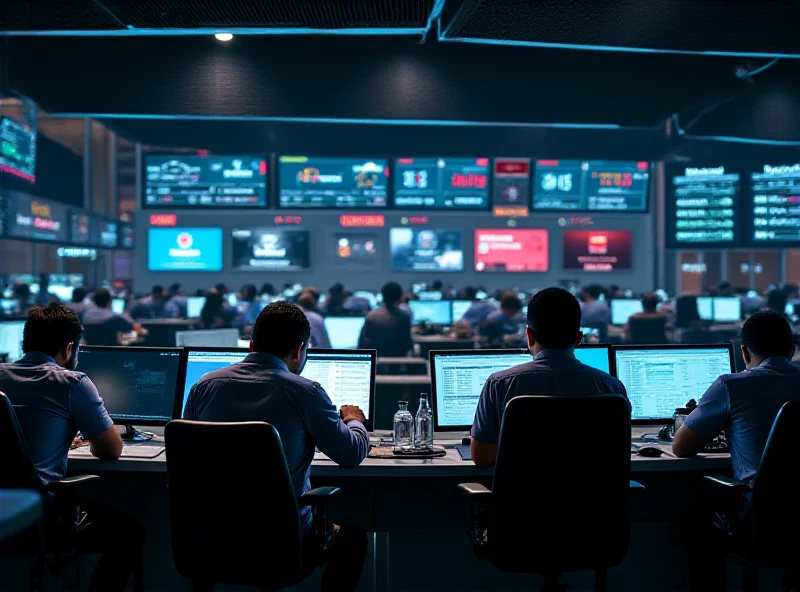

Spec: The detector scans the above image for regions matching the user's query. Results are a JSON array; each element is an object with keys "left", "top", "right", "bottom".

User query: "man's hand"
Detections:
[{"left": 340, "top": 405, "right": 366, "bottom": 424}]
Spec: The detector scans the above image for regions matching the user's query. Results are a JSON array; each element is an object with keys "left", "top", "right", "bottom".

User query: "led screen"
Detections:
[
  {"left": 563, "top": 230, "right": 633, "bottom": 271},
  {"left": 394, "top": 157, "right": 490, "bottom": 209},
  {"left": 474, "top": 229, "right": 548, "bottom": 272},
  {"left": 278, "top": 156, "right": 388, "bottom": 208},
  {"left": 390, "top": 228, "right": 463, "bottom": 272},
  {"left": 148, "top": 228, "right": 223, "bottom": 271},
  {"left": 231, "top": 228, "right": 310, "bottom": 271}
]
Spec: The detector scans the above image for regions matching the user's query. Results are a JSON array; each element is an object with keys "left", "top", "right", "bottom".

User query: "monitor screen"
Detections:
[
  {"left": 231, "top": 228, "right": 310, "bottom": 271},
  {"left": 69, "top": 212, "right": 99, "bottom": 246},
  {"left": 451, "top": 300, "right": 471, "bottom": 323},
  {"left": 147, "top": 228, "right": 223, "bottom": 272},
  {"left": 331, "top": 233, "right": 379, "bottom": 269},
  {"left": 390, "top": 228, "right": 464, "bottom": 272},
  {"left": 77, "top": 346, "right": 182, "bottom": 424},
  {"left": 614, "top": 346, "right": 733, "bottom": 421},
  {"left": 180, "top": 349, "right": 248, "bottom": 416},
  {"left": 610, "top": 299, "right": 644, "bottom": 325},
  {"left": 98, "top": 219, "right": 119, "bottom": 248},
  {"left": 574, "top": 345, "right": 611, "bottom": 374},
  {"left": 175, "top": 329, "right": 240, "bottom": 348},
  {"left": 409, "top": 300, "right": 452, "bottom": 326},
  {"left": 144, "top": 154, "right": 267, "bottom": 208},
  {"left": 0, "top": 320, "right": 25, "bottom": 362},
  {"left": 788, "top": 302, "right": 796, "bottom": 317},
  {"left": 323, "top": 317, "right": 366, "bottom": 349},
  {"left": 712, "top": 297, "right": 741, "bottom": 323},
  {"left": 119, "top": 222, "right": 135, "bottom": 249},
  {"left": 394, "top": 157, "right": 490, "bottom": 209},
  {"left": 47, "top": 285, "right": 73, "bottom": 301},
  {"left": 1, "top": 299, "right": 17, "bottom": 314},
  {"left": 563, "top": 230, "right": 633, "bottom": 271},
  {"left": 492, "top": 158, "right": 531, "bottom": 210},
  {"left": 533, "top": 160, "right": 649, "bottom": 212},
  {"left": 750, "top": 163, "right": 800, "bottom": 245},
  {"left": 417, "top": 291, "right": 443, "bottom": 301},
  {"left": 5, "top": 193, "right": 68, "bottom": 243},
  {"left": 299, "top": 350, "right": 375, "bottom": 427},
  {"left": 474, "top": 229, "right": 548, "bottom": 272},
  {"left": 666, "top": 165, "right": 740, "bottom": 247},
  {"left": 697, "top": 297, "right": 713, "bottom": 321},
  {"left": 111, "top": 298, "right": 126, "bottom": 315},
  {"left": 0, "top": 116, "right": 36, "bottom": 183},
  {"left": 186, "top": 296, "right": 205, "bottom": 318},
  {"left": 278, "top": 156, "right": 388, "bottom": 209}
]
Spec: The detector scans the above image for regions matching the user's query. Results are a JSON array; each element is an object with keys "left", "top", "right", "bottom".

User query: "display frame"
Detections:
[
  {"left": 392, "top": 156, "right": 492, "bottom": 211},
  {"left": 230, "top": 227, "right": 312, "bottom": 272},
  {"left": 388, "top": 227, "right": 465, "bottom": 273},
  {"left": 744, "top": 161, "right": 800, "bottom": 248},
  {"left": 147, "top": 227, "right": 224, "bottom": 273}
]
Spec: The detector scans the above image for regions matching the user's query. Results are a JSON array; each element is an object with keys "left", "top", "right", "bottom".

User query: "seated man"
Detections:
[
  {"left": 184, "top": 302, "right": 369, "bottom": 592},
  {"left": 579, "top": 284, "right": 611, "bottom": 326},
  {"left": 471, "top": 287, "right": 628, "bottom": 467},
  {"left": 0, "top": 304, "right": 144, "bottom": 592},
  {"left": 483, "top": 292, "right": 525, "bottom": 335},
  {"left": 673, "top": 311, "right": 800, "bottom": 591},
  {"left": 624, "top": 292, "right": 667, "bottom": 344},
  {"left": 129, "top": 285, "right": 168, "bottom": 320},
  {"left": 82, "top": 288, "right": 144, "bottom": 338},
  {"left": 358, "top": 282, "right": 413, "bottom": 358}
]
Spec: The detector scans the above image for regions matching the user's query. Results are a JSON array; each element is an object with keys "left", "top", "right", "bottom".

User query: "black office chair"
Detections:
[
  {"left": 164, "top": 420, "right": 340, "bottom": 591},
  {"left": 458, "top": 395, "right": 640, "bottom": 592},
  {"left": 704, "top": 400, "right": 800, "bottom": 591},
  {"left": 82, "top": 321, "right": 122, "bottom": 346},
  {"left": 627, "top": 316, "right": 668, "bottom": 345},
  {"left": 0, "top": 392, "right": 101, "bottom": 590}
]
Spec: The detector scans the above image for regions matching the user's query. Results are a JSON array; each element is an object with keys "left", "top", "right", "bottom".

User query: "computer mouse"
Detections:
[{"left": 637, "top": 446, "right": 664, "bottom": 458}]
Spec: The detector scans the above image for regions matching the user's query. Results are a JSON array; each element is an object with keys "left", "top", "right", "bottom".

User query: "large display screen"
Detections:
[
  {"left": 667, "top": 165, "right": 740, "bottom": 247},
  {"left": 69, "top": 212, "right": 99, "bottom": 246},
  {"left": 390, "top": 228, "right": 464, "bottom": 272},
  {"left": 5, "top": 193, "right": 68, "bottom": 243},
  {"left": 231, "top": 228, "right": 310, "bottom": 271},
  {"left": 0, "top": 117, "right": 36, "bottom": 183},
  {"left": 331, "top": 232, "right": 379, "bottom": 269},
  {"left": 98, "top": 219, "right": 119, "bottom": 248},
  {"left": 750, "top": 163, "right": 800, "bottom": 245},
  {"left": 492, "top": 158, "right": 531, "bottom": 210},
  {"left": 394, "top": 157, "right": 490, "bottom": 209},
  {"left": 148, "top": 228, "right": 223, "bottom": 271},
  {"left": 563, "top": 230, "right": 633, "bottom": 271},
  {"left": 119, "top": 222, "right": 134, "bottom": 249},
  {"left": 474, "top": 229, "right": 548, "bottom": 272},
  {"left": 533, "top": 160, "right": 649, "bottom": 212},
  {"left": 278, "top": 156, "right": 388, "bottom": 208},
  {"left": 144, "top": 155, "right": 267, "bottom": 208}
]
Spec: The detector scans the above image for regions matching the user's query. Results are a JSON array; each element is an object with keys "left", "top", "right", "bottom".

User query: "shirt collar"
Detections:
[
  {"left": 534, "top": 349, "right": 577, "bottom": 361},
  {"left": 243, "top": 351, "right": 290, "bottom": 372},
  {"left": 757, "top": 356, "right": 793, "bottom": 369},
  {"left": 22, "top": 352, "right": 60, "bottom": 366}
]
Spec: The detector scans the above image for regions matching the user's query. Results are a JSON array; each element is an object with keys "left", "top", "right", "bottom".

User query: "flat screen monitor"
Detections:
[
  {"left": 5, "top": 193, "right": 68, "bottom": 243},
  {"left": 390, "top": 228, "right": 464, "bottom": 272},
  {"left": 147, "top": 228, "right": 223, "bottom": 272},
  {"left": 563, "top": 230, "right": 633, "bottom": 271},
  {"left": 749, "top": 163, "right": 800, "bottom": 245},
  {"left": 533, "top": 160, "right": 649, "bottom": 212},
  {"left": 417, "top": 291, "right": 443, "bottom": 301},
  {"left": 0, "top": 116, "right": 36, "bottom": 183},
  {"left": 98, "top": 219, "right": 119, "bottom": 248},
  {"left": 492, "top": 158, "right": 531, "bottom": 211},
  {"left": 0, "top": 320, "right": 25, "bottom": 362},
  {"left": 179, "top": 348, "right": 248, "bottom": 417},
  {"left": 47, "top": 285, "right": 73, "bottom": 301},
  {"left": 666, "top": 165, "right": 740, "bottom": 247},
  {"left": 111, "top": 298, "right": 126, "bottom": 315},
  {"left": 278, "top": 156, "right": 388, "bottom": 209},
  {"left": 787, "top": 302, "right": 796, "bottom": 317},
  {"left": 119, "top": 222, "right": 135, "bottom": 249},
  {"left": 697, "top": 297, "right": 713, "bottom": 321},
  {"left": 451, "top": 300, "right": 471, "bottom": 323},
  {"left": 612, "top": 344, "right": 734, "bottom": 422},
  {"left": 144, "top": 154, "right": 267, "bottom": 208},
  {"left": 175, "top": 329, "right": 240, "bottom": 348},
  {"left": 0, "top": 299, "right": 17, "bottom": 314},
  {"left": 712, "top": 297, "right": 741, "bottom": 323},
  {"left": 231, "top": 228, "right": 310, "bottom": 271},
  {"left": 331, "top": 232, "right": 379, "bottom": 269},
  {"left": 77, "top": 346, "right": 183, "bottom": 426},
  {"left": 409, "top": 300, "right": 452, "bottom": 326},
  {"left": 610, "top": 299, "right": 644, "bottom": 326},
  {"left": 69, "top": 212, "right": 99, "bottom": 246},
  {"left": 474, "top": 229, "right": 548, "bottom": 272},
  {"left": 186, "top": 296, "right": 205, "bottom": 318},
  {"left": 393, "top": 157, "right": 490, "bottom": 210},
  {"left": 323, "top": 317, "right": 366, "bottom": 349},
  {"left": 574, "top": 344, "right": 612, "bottom": 374}
]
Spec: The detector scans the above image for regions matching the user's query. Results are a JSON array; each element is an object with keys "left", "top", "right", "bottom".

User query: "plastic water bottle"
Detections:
[
  {"left": 393, "top": 401, "right": 414, "bottom": 452},
  {"left": 415, "top": 393, "right": 433, "bottom": 450}
]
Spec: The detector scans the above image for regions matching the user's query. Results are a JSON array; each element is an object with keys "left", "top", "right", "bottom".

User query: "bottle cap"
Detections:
[{"left": 398, "top": 400, "right": 408, "bottom": 405}]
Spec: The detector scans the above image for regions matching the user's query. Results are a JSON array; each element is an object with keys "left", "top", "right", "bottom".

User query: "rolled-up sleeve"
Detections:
[
  {"left": 684, "top": 377, "right": 730, "bottom": 440},
  {"left": 305, "top": 384, "right": 369, "bottom": 468},
  {"left": 471, "top": 378, "right": 501, "bottom": 444},
  {"left": 69, "top": 376, "right": 113, "bottom": 439}
]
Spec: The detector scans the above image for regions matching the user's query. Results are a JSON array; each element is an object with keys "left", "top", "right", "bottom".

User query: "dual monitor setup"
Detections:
[{"left": 609, "top": 296, "right": 743, "bottom": 326}]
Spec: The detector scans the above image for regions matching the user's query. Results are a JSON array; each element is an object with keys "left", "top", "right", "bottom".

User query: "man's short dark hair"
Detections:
[
  {"left": 500, "top": 292, "right": 523, "bottom": 313},
  {"left": 240, "top": 284, "right": 257, "bottom": 302},
  {"left": 641, "top": 293, "right": 659, "bottom": 313},
  {"left": 151, "top": 285, "right": 165, "bottom": 298},
  {"left": 22, "top": 304, "right": 83, "bottom": 358},
  {"left": 767, "top": 289, "right": 788, "bottom": 314},
  {"left": 527, "top": 287, "right": 581, "bottom": 349},
  {"left": 252, "top": 302, "right": 311, "bottom": 358},
  {"left": 583, "top": 285, "right": 603, "bottom": 300},
  {"left": 463, "top": 286, "right": 477, "bottom": 301},
  {"left": 93, "top": 288, "right": 112, "bottom": 309},
  {"left": 72, "top": 287, "right": 87, "bottom": 303},
  {"left": 740, "top": 311, "right": 793, "bottom": 359},
  {"left": 381, "top": 282, "right": 404, "bottom": 306}
]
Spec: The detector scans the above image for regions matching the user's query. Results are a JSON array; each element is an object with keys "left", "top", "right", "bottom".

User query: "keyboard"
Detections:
[{"left": 69, "top": 445, "right": 165, "bottom": 459}]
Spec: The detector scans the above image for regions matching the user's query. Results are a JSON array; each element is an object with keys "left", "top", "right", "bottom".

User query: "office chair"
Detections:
[
  {"left": 704, "top": 400, "right": 800, "bottom": 591},
  {"left": 164, "top": 420, "right": 340, "bottom": 591},
  {"left": 626, "top": 316, "right": 668, "bottom": 345},
  {"left": 0, "top": 393, "right": 102, "bottom": 591},
  {"left": 82, "top": 321, "right": 122, "bottom": 346},
  {"left": 458, "top": 395, "right": 641, "bottom": 592}
]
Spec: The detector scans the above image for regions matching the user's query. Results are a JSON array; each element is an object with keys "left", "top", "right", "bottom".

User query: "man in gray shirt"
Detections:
[{"left": 358, "top": 281, "right": 413, "bottom": 357}]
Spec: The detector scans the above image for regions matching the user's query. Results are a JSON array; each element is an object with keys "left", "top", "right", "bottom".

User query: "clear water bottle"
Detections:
[
  {"left": 415, "top": 393, "right": 433, "bottom": 450},
  {"left": 393, "top": 401, "right": 414, "bottom": 452}
]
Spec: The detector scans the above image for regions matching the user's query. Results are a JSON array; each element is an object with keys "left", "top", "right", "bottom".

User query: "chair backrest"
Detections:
[
  {"left": 82, "top": 322, "right": 121, "bottom": 346},
  {"left": 164, "top": 420, "right": 304, "bottom": 587},
  {"left": 491, "top": 395, "right": 631, "bottom": 574},
  {"left": 0, "top": 393, "right": 45, "bottom": 493},
  {"left": 627, "top": 316, "right": 668, "bottom": 345},
  {"left": 751, "top": 400, "right": 800, "bottom": 558}
]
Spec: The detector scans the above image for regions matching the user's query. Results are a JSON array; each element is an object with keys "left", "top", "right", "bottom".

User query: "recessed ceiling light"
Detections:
[{"left": 214, "top": 33, "right": 234, "bottom": 42}]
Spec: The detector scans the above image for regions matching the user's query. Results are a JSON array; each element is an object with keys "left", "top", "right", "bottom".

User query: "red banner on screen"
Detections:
[
  {"left": 562, "top": 230, "right": 633, "bottom": 271},
  {"left": 474, "top": 229, "right": 549, "bottom": 272}
]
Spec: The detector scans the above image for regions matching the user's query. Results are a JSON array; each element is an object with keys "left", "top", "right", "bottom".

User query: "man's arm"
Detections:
[
  {"left": 305, "top": 385, "right": 369, "bottom": 468},
  {"left": 672, "top": 378, "right": 729, "bottom": 458},
  {"left": 470, "top": 378, "right": 501, "bottom": 467},
  {"left": 89, "top": 426, "right": 123, "bottom": 460},
  {"left": 70, "top": 376, "right": 122, "bottom": 460}
]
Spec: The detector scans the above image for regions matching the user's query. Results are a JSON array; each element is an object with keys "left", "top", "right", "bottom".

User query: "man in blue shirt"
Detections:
[
  {"left": 471, "top": 287, "right": 628, "bottom": 467},
  {"left": 164, "top": 282, "right": 188, "bottom": 318},
  {"left": 484, "top": 292, "right": 526, "bottom": 335},
  {"left": 233, "top": 283, "right": 261, "bottom": 329},
  {"left": 460, "top": 286, "right": 497, "bottom": 328},
  {"left": 579, "top": 284, "right": 611, "bottom": 326},
  {"left": 298, "top": 290, "right": 332, "bottom": 348},
  {"left": 184, "top": 302, "right": 368, "bottom": 592},
  {"left": 129, "top": 285, "right": 168, "bottom": 320},
  {"left": 673, "top": 311, "right": 800, "bottom": 591},
  {"left": 0, "top": 304, "right": 144, "bottom": 592},
  {"left": 82, "top": 288, "right": 144, "bottom": 340}
]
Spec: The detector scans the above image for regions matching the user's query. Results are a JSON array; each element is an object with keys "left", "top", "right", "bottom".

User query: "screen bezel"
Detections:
[
  {"left": 78, "top": 345, "right": 184, "bottom": 427},
  {"left": 610, "top": 343, "right": 735, "bottom": 424}
]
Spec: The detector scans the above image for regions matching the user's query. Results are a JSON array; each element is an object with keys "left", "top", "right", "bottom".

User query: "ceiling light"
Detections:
[{"left": 214, "top": 33, "right": 233, "bottom": 42}]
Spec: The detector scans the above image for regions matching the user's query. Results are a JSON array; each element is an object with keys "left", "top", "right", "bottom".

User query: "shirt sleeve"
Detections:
[
  {"left": 303, "top": 384, "right": 369, "bottom": 468},
  {"left": 69, "top": 375, "right": 114, "bottom": 439},
  {"left": 471, "top": 377, "right": 501, "bottom": 444},
  {"left": 683, "top": 377, "right": 730, "bottom": 440},
  {"left": 112, "top": 315, "right": 135, "bottom": 333},
  {"left": 183, "top": 383, "right": 200, "bottom": 419}
]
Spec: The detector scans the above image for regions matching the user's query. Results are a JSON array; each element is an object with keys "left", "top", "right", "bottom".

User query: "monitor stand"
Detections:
[{"left": 120, "top": 424, "right": 154, "bottom": 442}]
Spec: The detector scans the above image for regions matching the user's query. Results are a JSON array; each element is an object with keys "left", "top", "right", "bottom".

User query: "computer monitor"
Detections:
[
  {"left": 712, "top": 297, "right": 741, "bottom": 323},
  {"left": 77, "top": 346, "right": 183, "bottom": 438},
  {"left": 408, "top": 300, "right": 452, "bottom": 326},
  {"left": 696, "top": 297, "right": 713, "bottom": 321},
  {"left": 178, "top": 347, "right": 248, "bottom": 417},
  {"left": 186, "top": 296, "right": 205, "bottom": 318},
  {"left": 175, "top": 329, "right": 240, "bottom": 348},
  {"left": 786, "top": 302, "right": 796, "bottom": 317},
  {"left": 0, "top": 320, "right": 25, "bottom": 362},
  {"left": 323, "top": 317, "right": 366, "bottom": 349},
  {"left": 48, "top": 285, "right": 73, "bottom": 301},
  {"left": 610, "top": 299, "right": 643, "bottom": 326},
  {"left": 353, "top": 291, "right": 378, "bottom": 310},
  {"left": 612, "top": 344, "right": 734, "bottom": 423},
  {"left": 0, "top": 299, "right": 17, "bottom": 314},
  {"left": 574, "top": 344, "right": 612, "bottom": 374},
  {"left": 418, "top": 290, "right": 443, "bottom": 301},
  {"left": 226, "top": 294, "right": 237, "bottom": 307},
  {"left": 451, "top": 300, "right": 471, "bottom": 323},
  {"left": 581, "top": 326, "right": 600, "bottom": 343},
  {"left": 111, "top": 298, "right": 126, "bottom": 315}
]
